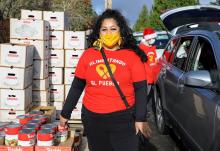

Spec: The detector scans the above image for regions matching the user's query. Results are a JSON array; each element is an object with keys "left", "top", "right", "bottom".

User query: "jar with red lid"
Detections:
[
  {"left": 29, "top": 110, "right": 44, "bottom": 117},
  {"left": 18, "top": 129, "right": 35, "bottom": 146},
  {"left": 33, "top": 115, "right": 48, "bottom": 124},
  {"left": 37, "top": 129, "right": 54, "bottom": 146},
  {"left": 57, "top": 124, "right": 69, "bottom": 143},
  {"left": 17, "top": 115, "right": 33, "bottom": 125},
  {"left": 41, "top": 123, "right": 57, "bottom": 134},
  {"left": 4, "top": 123, "right": 22, "bottom": 146},
  {"left": 23, "top": 123, "right": 40, "bottom": 132}
]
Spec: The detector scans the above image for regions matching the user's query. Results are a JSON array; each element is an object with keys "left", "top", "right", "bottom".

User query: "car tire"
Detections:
[{"left": 154, "top": 88, "right": 168, "bottom": 134}]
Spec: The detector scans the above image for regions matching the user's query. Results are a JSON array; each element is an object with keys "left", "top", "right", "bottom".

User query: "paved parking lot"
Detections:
[
  {"left": 145, "top": 112, "right": 181, "bottom": 151},
  {"left": 79, "top": 111, "right": 182, "bottom": 151}
]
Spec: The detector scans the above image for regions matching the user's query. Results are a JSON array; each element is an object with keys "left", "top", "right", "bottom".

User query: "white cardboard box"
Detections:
[
  {"left": 64, "top": 68, "right": 75, "bottom": 84},
  {"left": 49, "top": 67, "right": 63, "bottom": 84},
  {"left": 10, "top": 39, "right": 49, "bottom": 60},
  {"left": 33, "top": 77, "right": 49, "bottom": 90},
  {"left": 10, "top": 18, "right": 50, "bottom": 40},
  {"left": 64, "top": 31, "right": 86, "bottom": 49},
  {"left": 70, "top": 102, "right": 82, "bottom": 120},
  {"left": 0, "top": 85, "right": 32, "bottom": 110},
  {"left": 21, "top": 9, "right": 43, "bottom": 20},
  {"left": 0, "top": 66, "right": 33, "bottom": 89},
  {"left": 49, "top": 49, "right": 64, "bottom": 67},
  {"left": 33, "top": 101, "right": 50, "bottom": 107},
  {"left": 49, "top": 30, "right": 64, "bottom": 49},
  {"left": 43, "top": 11, "right": 65, "bottom": 30},
  {"left": 32, "top": 89, "right": 50, "bottom": 102},
  {"left": 33, "top": 59, "right": 48, "bottom": 79},
  {"left": 65, "top": 84, "right": 84, "bottom": 102},
  {"left": 50, "top": 101, "right": 63, "bottom": 110},
  {"left": 0, "top": 43, "right": 34, "bottom": 68},
  {"left": 0, "top": 109, "right": 28, "bottom": 122},
  {"left": 65, "top": 49, "right": 84, "bottom": 67},
  {"left": 50, "top": 84, "right": 64, "bottom": 102}
]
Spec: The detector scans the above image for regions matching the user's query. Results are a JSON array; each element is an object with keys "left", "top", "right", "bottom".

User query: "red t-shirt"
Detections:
[
  {"left": 139, "top": 43, "right": 161, "bottom": 84},
  {"left": 75, "top": 48, "right": 146, "bottom": 113}
]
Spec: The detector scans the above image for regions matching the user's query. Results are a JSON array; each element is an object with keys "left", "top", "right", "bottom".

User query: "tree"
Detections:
[
  {"left": 0, "top": 0, "right": 53, "bottom": 19},
  {"left": 0, "top": 0, "right": 96, "bottom": 31},
  {"left": 51, "top": 0, "right": 97, "bottom": 31},
  {"left": 133, "top": 5, "right": 149, "bottom": 32},
  {"left": 149, "top": 0, "right": 198, "bottom": 30},
  {"left": 211, "top": 0, "right": 220, "bottom": 5}
]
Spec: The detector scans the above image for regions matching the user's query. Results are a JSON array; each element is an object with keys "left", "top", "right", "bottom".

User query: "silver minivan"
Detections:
[{"left": 154, "top": 5, "right": 220, "bottom": 151}]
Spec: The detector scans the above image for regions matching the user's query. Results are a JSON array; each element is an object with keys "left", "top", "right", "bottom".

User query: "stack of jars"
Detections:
[{"left": 3, "top": 110, "right": 68, "bottom": 147}]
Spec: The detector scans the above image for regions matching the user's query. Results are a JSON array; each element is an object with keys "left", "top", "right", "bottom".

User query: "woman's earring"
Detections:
[
  {"left": 118, "top": 37, "right": 122, "bottom": 46},
  {"left": 93, "top": 39, "right": 102, "bottom": 50}
]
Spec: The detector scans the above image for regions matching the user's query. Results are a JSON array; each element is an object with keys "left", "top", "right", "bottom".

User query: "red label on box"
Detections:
[
  {"left": 0, "top": 146, "right": 34, "bottom": 151},
  {"left": 35, "top": 146, "right": 72, "bottom": 151}
]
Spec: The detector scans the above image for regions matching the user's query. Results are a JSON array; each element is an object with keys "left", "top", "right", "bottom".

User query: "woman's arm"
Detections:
[
  {"left": 133, "top": 80, "right": 152, "bottom": 138},
  {"left": 133, "top": 80, "right": 148, "bottom": 121}
]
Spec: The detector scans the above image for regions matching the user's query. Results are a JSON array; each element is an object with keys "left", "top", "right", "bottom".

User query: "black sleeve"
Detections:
[
  {"left": 61, "top": 76, "right": 86, "bottom": 119},
  {"left": 133, "top": 80, "right": 148, "bottom": 122}
]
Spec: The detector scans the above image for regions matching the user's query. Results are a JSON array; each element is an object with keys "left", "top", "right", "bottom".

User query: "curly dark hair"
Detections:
[{"left": 88, "top": 9, "right": 147, "bottom": 62}]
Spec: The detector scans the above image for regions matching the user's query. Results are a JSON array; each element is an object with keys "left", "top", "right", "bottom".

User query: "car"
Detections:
[
  {"left": 154, "top": 30, "right": 171, "bottom": 58},
  {"left": 133, "top": 30, "right": 171, "bottom": 58},
  {"left": 133, "top": 31, "right": 143, "bottom": 45},
  {"left": 154, "top": 5, "right": 220, "bottom": 151}
]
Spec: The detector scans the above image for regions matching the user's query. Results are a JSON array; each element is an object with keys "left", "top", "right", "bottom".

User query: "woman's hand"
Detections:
[
  {"left": 58, "top": 115, "right": 69, "bottom": 129},
  {"left": 135, "top": 121, "right": 152, "bottom": 138}
]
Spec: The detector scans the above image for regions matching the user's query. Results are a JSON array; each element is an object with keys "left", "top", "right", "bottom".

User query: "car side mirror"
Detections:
[{"left": 183, "top": 70, "right": 214, "bottom": 88}]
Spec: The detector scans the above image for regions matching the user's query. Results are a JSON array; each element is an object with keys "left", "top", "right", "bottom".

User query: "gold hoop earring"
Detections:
[{"left": 118, "top": 37, "right": 122, "bottom": 46}]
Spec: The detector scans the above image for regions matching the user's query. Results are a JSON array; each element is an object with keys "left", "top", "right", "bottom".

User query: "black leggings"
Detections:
[{"left": 81, "top": 106, "right": 139, "bottom": 151}]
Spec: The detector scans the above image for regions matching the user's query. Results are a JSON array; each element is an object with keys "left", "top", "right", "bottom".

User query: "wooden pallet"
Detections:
[
  {"left": 31, "top": 106, "right": 56, "bottom": 122},
  {"left": 68, "top": 119, "right": 83, "bottom": 125}
]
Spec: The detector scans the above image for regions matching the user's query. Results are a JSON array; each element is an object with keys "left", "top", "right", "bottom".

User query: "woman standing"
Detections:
[{"left": 60, "top": 9, "right": 151, "bottom": 151}]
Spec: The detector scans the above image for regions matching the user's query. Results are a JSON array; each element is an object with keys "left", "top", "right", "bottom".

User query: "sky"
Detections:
[{"left": 92, "top": 0, "right": 215, "bottom": 27}]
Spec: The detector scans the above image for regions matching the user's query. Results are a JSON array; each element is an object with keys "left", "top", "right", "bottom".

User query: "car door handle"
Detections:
[
  {"left": 178, "top": 74, "right": 185, "bottom": 93},
  {"left": 177, "top": 83, "right": 184, "bottom": 93}
]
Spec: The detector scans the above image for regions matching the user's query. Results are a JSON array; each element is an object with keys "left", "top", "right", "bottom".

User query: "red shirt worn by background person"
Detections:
[
  {"left": 139, "top": 43, "right": 160, "bottom": 84},
  {"left": 75, "top": 48, "right": 146, "bottom": 113}
]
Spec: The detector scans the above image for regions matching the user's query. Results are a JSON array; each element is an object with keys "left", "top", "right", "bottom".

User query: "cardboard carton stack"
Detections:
[
  {"left": 64, "top": 31, "right": 86, "bottom": 120},
  {"left": 43, "top": 11, "right": 65, "bottom": 112},
  {"left": 10, "top": 10, "right": 50, "bottom": 107},
  {"left": 0, "top": 43, "right": 34, "bottom": 121},
  {"left": 2, "top": 9, "right": 87, "bottom": 122},
  {"left": 43, "top": 11, "right": 87, "bottom": 119}
]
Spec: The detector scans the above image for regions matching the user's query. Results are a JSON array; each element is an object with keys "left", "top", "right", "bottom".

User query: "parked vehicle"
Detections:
[
  {"left": 133, "top": 31, "right": 143, "bottom": 45},
  {"left": 154, "top": 5, "right": 220, "bottom": 151},
  {"left": 154, "top": 30, "right": 171, "bottom": 58},
  {"left": 133, "top": 30, "right": 171, "bottom": 58}
]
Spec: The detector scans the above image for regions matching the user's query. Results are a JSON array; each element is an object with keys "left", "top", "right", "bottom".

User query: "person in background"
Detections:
[
  {"left": 139, "top": 28, "right": 160, "bottom": 99},
  {"left": 59, "top": 9, "right": 151, "bottom": 151}
]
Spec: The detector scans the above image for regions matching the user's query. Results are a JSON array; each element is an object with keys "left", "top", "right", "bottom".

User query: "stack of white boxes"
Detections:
[
  {"left": 4, "top": 9, "right": 87, "bottom": 121},
  {"left": 0, "top": 43, "right": 34, "bottom": 121},
  {"left": 64, "top": 31, "right": 86, "bottom": 119},
  {"left": 43, "top": 11, "right": 65, "bottom": 113},
  {"left": 10, "top": 10, "right": 50, "bottom": 107}
]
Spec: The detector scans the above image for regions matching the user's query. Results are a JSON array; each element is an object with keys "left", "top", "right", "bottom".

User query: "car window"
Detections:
[
  {"left": 189, "top": 37, "right": 218, "bottom": 83},
  {"left": 172, "top": 37, "right": 194, "bottom": 70},
  {"left": 163, "top": 38, "right": 178, "bottom": 61},
  {"left": 155, "top": 33, "right": 170, "bottom": 49},
  {"left": 134, "top": 35, "right": 142, "bottom": 45}
]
